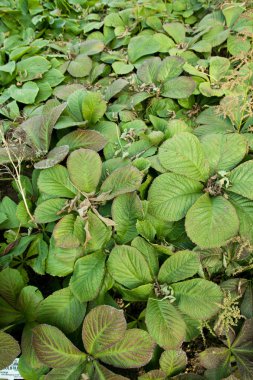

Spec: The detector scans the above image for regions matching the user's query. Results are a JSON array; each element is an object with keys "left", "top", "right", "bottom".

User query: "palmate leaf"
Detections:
[
  {"left": 70, "top": 251, "right": 105, "bottom": 302},
  {"left": 148, "top": 173, "right": 203, "bottom": 222},
  {"left": 93, "top": 361, "right": 130, "bottom": 380},
  {"left": 159, "top": 132, "right": 209, "bottom": 181},
  {"left": 36, "top": 287, "right": 86, "bottom": 334},
  {"left": 145, "top": 298, "right": 186, "bottom": 349},
  {"left": 172, "top": 278, "right": 222, "bottom": 320},
  {"left": 32, "top": 324, "right": 86, "bottom": 368},
  {"left": 107, "top": 245, "right": 153, "bottom": 289},
  {"left": 53, "top": 214, "right": 85, "bottom": 248},
  {"left": 95, "top": 329, "right": 155, "bottom": 368},
  {"left": 229, "top": 160, "right": 253, "bottom": 200},
  {"left": 67, "top": 148, "right": 102, "bottom": 193},
  {"left": 44, "top": 364, "right": 86, "bottom": 380},
  {"left": 200, "top": 133, "right": 248, "bottom": 175},
  {"left": 158, "top": 250, "right": 200, "bottom": 284},
  {"left": 0, "top": 331, "right": 20, "bottom": 370},
  {"left": 99, "top": 165, "right": 143, "bottom": 201},
  {"left": 82, "top": 305, "right": 126, "bottom": 355},
  {"left": 37, "top": 164, "right": 77, "bottom": 198},
  {"left": 185, "top": 194, "right": 239, "bottom": 248},
  {"left": 160, "top": 349, "right": 187, "bottom": 377}
]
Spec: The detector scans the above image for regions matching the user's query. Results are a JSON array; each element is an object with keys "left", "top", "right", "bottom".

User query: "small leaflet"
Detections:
[{"left": 0, "top": 359, "right": 23, "bottom": 380}]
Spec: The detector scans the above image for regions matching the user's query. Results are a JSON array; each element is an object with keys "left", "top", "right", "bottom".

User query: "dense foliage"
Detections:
[{"left": 0, "top": 0, "right": 253, "bottom": 379}]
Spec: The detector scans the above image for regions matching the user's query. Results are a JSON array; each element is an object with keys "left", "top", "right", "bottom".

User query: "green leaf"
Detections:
[
  {"left": 131, "top": 237, "right": 159, "bottom": 278},
  {"left": 222, "top": 4, "right": 244, "bottom": 27},
  {"left": 228, "top": 193, "right": 253, "bottom": 243},
  {"left": 159, "top": 132, "right": 209, "bottom": 181},
  {"left": 9, "top": 81, "right": 39, "bottom": 104},
  {"left": 209, "top": 56, "right": 230, "bottom": 82},
  {"left": 82, "top": 305, "right": 126, "bottom": 355},
  {"left": 0, "top": 196, "right": 20, "bottom": 229},
  {"left": 17, "top": 286, "right": 43, "bottom": 322},
  {"left": 112, "top": 192, "right": 144, "bottom": 244},
  {"left": 0, "top": 267, "right": 25, "bottom": 307},
  {"left": 137, "top": 57, "right": 161, "bottom": 84},
  {"left": 67, "top": 89, "right": 86, "bottom": 122},
  {"left": 139, "top": 370, "right": 166, "bottom": 380},
  {"left": 232, "top": 318, "right": 253, "bottom": 379},
  {"left": 79, "top": 39, "right": 105, "bottom": 55},
  {"left": 85, "top": 211, "right": 112, "bottom": 254},
  {"left": 34, "top": 198, "right": 68, "bottom": 223},
  {"left": 16, "top": 56, "right": 51, "bottom": 82},
  {"left": 0, "top": 331, "right": 20, "bottom": 370},
  {"left": 53, "top": 215, "right": 85, "bottom": 248},
  {"left": 200, "top": 133, "right": 248, "bottom": 175},
  {"left": 105, "top": 79, "right": 128, "bottom": 101},
  {"left": 199, "top": 347, "right": 230, "bottom": 370},
  {"left": 229, "top": 161, "right": 253, "bottom": 200},
  {"left": 128, "top": 35, "right": 160, "bottom": 63},
  {"left": 185, "top": 194, "right": 239, "bottom": 248},
  {"left": 112, "top": 62, "right": 134, "bottom": 75},
  {"left": 37, "top": 165, "right": 77, "bottom": 198},
  {"left": 67, "top": 148, "right": 102, "bottom": 193},
  {"left": 70, "top": 251, "right": 105, "bottom": 302},
  {"left": 82, "top": 91, "right": 107, "bottom": 124},
  {"left": 145, "top": 298, "right": 186, "bottom": 349},
  {"left": 37, "top": 287, "right": 86, "bottom": 334},
  {"left": 157, "top": 56, "right": 185, "bottom": 82},
  {"left": 148, "top": 173, "right": 203, "bottom": 222},
  {"left": 99, "top": 166, "right": 143, "bottom": 201},
  {"left": 33, "top": 324, "right": 86, "bottom": 368},
  {"left": 162, "top": 77, "right": 196, "bottom": 99},
  {"left": 44, "top": 364, "right": 86, "bottom": 380},
  {"left": 158, "top": 250, "right": 200, "bottom": 284},
  {"left": 107, "top": 245, "right": 153, "bottom": 289},
  {"left": 160, "top": 349, "right": 187, "bottom": 376},
  {"left": 172, "top": 278, "right": 222, "bottom": 320},
  {"left": 95, "top": 329, "right": 155, "bottom": 368},
  {"left": 163, "top": 23, "right": 186, "bottom": 43},
  {"left": 34, "top": 146, "right": 69, "bottom": 169},
  {"left": 67, "top": 55, "right": 92, "bottom": 77},
  {"left": 93, "top": 362, "right": 129, "bottom": 380},
  {"left": 56, "top": 130, "right": 107, "bottom": 152}
]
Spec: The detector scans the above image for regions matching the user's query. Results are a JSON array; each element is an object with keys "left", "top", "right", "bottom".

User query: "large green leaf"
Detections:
[
  {"left": 148, "top": 173, "right": 203, "bottom": 221},
  {"left": 53, "top": 215, "right": 85, "bottom": 248},
  {"left": 67, "top": 55, "right": 92, "bottom": 77},
  {"left": 162, "top": 77, "right": 196, "bottom": 99},
  {"left": 228, "top": 193, "right": 253, "bottom": 243},
  {"left": 9, "top": 81, "right": 39, "bottom": 104},
  {"left": 0, "top": 331, "right": 20, "bottom": 370},
  {"left": 93, "top": 362, "right": 129, "bottom": 380},
  {"left": 185, "top": 194, "right": 239, "bottom": 248},
  {"left": 37, "top": 165, "right": 77, "bottom": 198},
  {"left": 82, "top": 305, "right": 126, "bottom": 355},
  {"left": 232, "top": 318, "right": 253, "bottom": 380},
  {"left": 128, "top": 35, "right": 160, "bottom": 63},
  {"left": 112, "top": 192, "right": 144, "bottom": 244},
  {"left": 95, "top": 329, "right": 155, "bottom": 368},
  {"left": 200, "top": 133, "right": 248, "bottom": 175},
  {"left": 85, "top": 211, "right": 112, "bottom": 253},
  {"left": 229, "top": 161, "right": 253, "bottom": 200},
  {"left": 107, "top": 245, "right": 153, "bottom": 289},
  {"left": 34, "top": 198, "right": 68, "bottom": 223},
  {"left": 82, "top": 91, "right": 107, "bottom": 124},
  {"left": 67, "top": 148, "right": 102, "bottom": 193},
  {"left": 160, "top": 349, "right": 187, "bottom": 377},
  {"left": 56, "top": 130, "right": 107, "bottom": 152},
  {"left": 0, "top": 267, "right": 25, "bottom": 307},
  {"left": 146, "top": 298, "right": 186, "bottom": 349},
  {"left": 44, "top": 364, "right": 86, "bottom": 380},
  {"left": 131, "top": 237, "right": 159, "bottom": 278},
  {"left": 32, "top": 324, "right": 86, "bottom": 368},
  {"left": 159, "top": 132, "right": 209, "bottom": 181},
  {"left": 17, "top": 285, "right": 43, "bottom": 322},
  {"left": 34, "top": 145, "right": 69, "bottom": 170},
  {"left": 70, "top": 251, "right": 105, "bottom": 302},
  {"left": 37, "top": 287, "right": 86, "bottom": 334},
  {"left": 99, "top": 166, "right": 143, "bottom": 201},
  {"left": 137, "top": 57, "right": 161, "bottom": 85},
  {"left": 157, "top": 56, "right": 185, "bottom": 82},
  {"left": 16, "top": 56, "right": 51, "bottom": 82},
  {"left": 158, "top": 250, "right": 200, "bottom": 284},
  {"left": 172, "top": 278, "right": 222, "bottom": 320}
]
